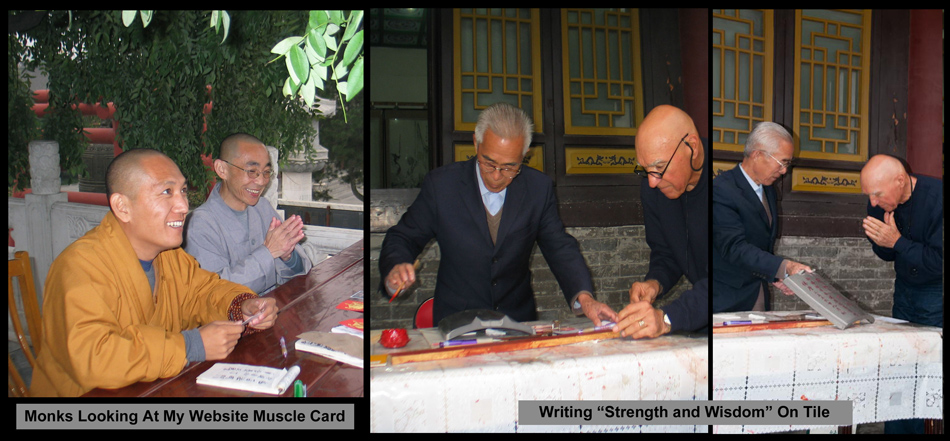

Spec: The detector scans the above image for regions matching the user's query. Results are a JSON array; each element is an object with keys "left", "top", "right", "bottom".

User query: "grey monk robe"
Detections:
[{"left": 184, "top": 182, "right": 311, "bottom": 294}]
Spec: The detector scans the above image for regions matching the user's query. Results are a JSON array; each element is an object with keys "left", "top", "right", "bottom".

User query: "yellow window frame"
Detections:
[{"left": 793, "top": 9, "right": 872, "bottom": 162}]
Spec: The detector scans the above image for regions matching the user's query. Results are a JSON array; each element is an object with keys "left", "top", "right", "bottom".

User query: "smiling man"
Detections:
[
  {"left": 185, "top": 133, "right": 311, "bottom": 294},
  {"left": 712, "top": 122, "right": 812, "bottom": 313},
  {"left": 379, "top": 103, "right": 617, "bottom": 326},
  {"left": 31, "top": 148, "right": 276, "bottom": 397}
]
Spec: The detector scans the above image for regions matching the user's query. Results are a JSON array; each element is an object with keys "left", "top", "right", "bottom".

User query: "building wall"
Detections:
[{"left": 370, "top": 231, "right": 904, "bottom": 329}]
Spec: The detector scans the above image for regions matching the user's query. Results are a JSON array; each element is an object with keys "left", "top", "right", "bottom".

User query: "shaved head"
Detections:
[
  {"left": 861, "top": 154, "right": 914, "bottom": 212},
  {"left": 106, "top": 148, "right": 169, "bottom": 203},
  {"left": 215, "top": 132, "right": 271, "bottom": 211},
  {"left": 220, "top": 132, "right": 265, "bottom": 162},
  {"left": 634, "top": 105, "right": 704, "bottom": 199},
  {"left": 637, "top": 105, "right": 698, "bottom": 156},
  {"left": 105, "top": 149, "right": 189, "bottom": 260},
  {"left": 861, "top": 154, "right": 907, "bottom": 187}
]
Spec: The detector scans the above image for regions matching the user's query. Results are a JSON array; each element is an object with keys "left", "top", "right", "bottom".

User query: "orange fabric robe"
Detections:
[{"left": 30, "top": 212, "right": 253, "bottom": 397}]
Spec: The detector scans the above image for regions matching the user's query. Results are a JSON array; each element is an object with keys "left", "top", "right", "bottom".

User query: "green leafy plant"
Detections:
[
  {"left": 7, "top": 33, "right": 39, "bottom": 192},
  {"left": 269, "top": 10, "right": 364, "bottom": 122},
  {"left": 11, "top": 10, "right": 320, "bottom": 205},
  {"left": 314, "top": 90, "right": 364, "bottom": 201}
]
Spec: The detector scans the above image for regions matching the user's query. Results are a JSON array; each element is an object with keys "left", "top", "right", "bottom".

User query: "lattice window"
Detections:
[
  {"left": 712, "top": 9, "right": 773, "bottom": 152},
  {"left": 454, "top": 9, "right": 542, "bottom": 133},
  {"left": 561, "top": 8, "right": 643, "bottom": 136},
  {"left": 794, "top": 9, "right": 871, "bottom": 162}
]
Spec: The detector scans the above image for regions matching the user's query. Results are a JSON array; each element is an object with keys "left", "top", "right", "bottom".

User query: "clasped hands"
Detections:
[
  {"left": 199, "top": 297, "right": 277, "bottom": 360},
  {"left": 862, "top": 211, "right": 901, "bottom": 249},
  {"left": 265, "top": 215, "right": 305, "bottom": 261}
]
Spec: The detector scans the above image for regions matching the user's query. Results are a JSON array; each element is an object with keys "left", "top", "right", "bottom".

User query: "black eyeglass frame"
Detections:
[{"left": 634, "top": 133, "right": 689, "bottom": 180}]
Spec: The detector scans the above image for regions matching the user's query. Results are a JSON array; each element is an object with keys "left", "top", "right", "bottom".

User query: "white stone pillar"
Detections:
[
  {"left": 25, "top": 140, "right": 68, "bottom": 302},
  {"left": 263, "top": 145, "right": 282, "bottom": 219}
]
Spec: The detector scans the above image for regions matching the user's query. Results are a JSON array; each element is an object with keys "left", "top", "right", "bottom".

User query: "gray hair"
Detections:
[
  {"left": 744, "top": 122, "right": 793, "bottom": 157},
  {"left": 474, "top": 103, "right": 534, "bottom": 155}
]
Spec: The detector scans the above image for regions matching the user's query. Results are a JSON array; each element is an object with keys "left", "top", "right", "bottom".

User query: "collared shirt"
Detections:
[
  {"left": 473, "top": 159, "right": 586, "bottom": 314},
  {"left": 475, "top": 160, "right": 506, "bottom": 215},
  {"left": 738, "top": 162, "right": 764, "bottom": 202}
]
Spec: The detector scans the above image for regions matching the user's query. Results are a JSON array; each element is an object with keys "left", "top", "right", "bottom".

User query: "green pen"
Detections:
[{"left": 294, "top": 380, "right": 306, "bottom": 397}]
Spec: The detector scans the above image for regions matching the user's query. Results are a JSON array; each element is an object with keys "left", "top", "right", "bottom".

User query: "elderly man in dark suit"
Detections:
[
  {"left": 379, "top": 103, "right": 617, "bottom": 326},
  {"left": 712, "top": 122, "right": 813, "bottom": 313}
]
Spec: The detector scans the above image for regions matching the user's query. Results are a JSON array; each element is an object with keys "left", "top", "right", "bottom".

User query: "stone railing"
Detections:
[{"left": 8, "top": 140, "right": 361, "bottom": 306}]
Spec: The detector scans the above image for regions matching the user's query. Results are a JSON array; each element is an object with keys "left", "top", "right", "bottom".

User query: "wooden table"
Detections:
[{"left": 83, "top": 239, "right": 364, "bottom": 397}]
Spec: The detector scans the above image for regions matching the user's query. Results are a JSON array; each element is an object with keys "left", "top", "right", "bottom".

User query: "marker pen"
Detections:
[{"left": 439, "top": 338, "right": 495, "bottom": 348}]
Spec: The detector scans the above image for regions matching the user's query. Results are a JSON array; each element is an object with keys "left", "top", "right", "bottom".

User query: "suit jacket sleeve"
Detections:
[
  {"left": 534, "top": 177, "right": 594, "bottom": 305},
  {"left": 712, "top": 182, "right": 784, "bottom": 281},
  {"left": 662, "top": 278, "right": 707, "bottom": 332},
  {"left": 378, "top": 173, "right": 439, "bottom": 297}
]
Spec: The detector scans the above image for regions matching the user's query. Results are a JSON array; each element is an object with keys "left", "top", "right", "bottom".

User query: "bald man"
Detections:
[
  {"left": 612, "top": 105, "right": 709, "bottom": 339},
  {"left": 712, "top": 122, "right": 813, "bottom": 313},
  {"left": 185, "top": 133, "right": 311, "bottom": 294},
  {"left": 861, "top": 154, "right": 942, "bottom": 329},
  {"left": 31, "top": 148, "right": 276, "bottom": 397}
]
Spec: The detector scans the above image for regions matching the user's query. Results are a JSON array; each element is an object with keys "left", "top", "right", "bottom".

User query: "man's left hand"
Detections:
[
  {"left": 613, "top": 302, "right": 670, "bottom": 339},
  {"left": 772, "top": 280, "right": 795, "bottom": 296},
  {"left": 241, "top": 297, "right": 277, "bottom": 330},
  {"left": 577, "top": 292, "right": 618, "bottom": 327},
  {"left": 863, "top": 212, "right": 901, "bottom": 248}
]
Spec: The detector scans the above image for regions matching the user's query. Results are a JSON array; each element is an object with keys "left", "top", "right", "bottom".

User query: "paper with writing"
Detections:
[
  {"left": 295, "top": 331, "right": 363, "bottom": 368},
  {"left": 196, "top": 363, "right": 300, "bottom": 395}
]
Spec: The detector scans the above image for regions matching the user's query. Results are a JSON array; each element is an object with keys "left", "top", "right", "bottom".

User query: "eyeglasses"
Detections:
[
  {"left": 477, "top": 159, "right": 522, "bottom": 179},
  {"left": 756, "top": 150, "right": 792, "bottom": 170},
  {"left": 220, "top": 159, "right": 274, "bottom": 180},
  {"left": 634, "top": 133, "right": 689, "bottom": 180}
]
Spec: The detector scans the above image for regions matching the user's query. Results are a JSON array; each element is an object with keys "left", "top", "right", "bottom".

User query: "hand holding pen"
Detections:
[{"left": 386, "top": 260, "right": 421, "bottom": 303}]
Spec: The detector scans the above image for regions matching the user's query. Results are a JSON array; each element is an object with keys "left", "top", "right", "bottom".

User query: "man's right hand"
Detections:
[
  {"left": 775, "top": 259, "right": 814, "bottom": 296},
  {"left": 199, "top": 321, "right": 245, "bottom": 360},
  {"left": 264, "top": 215, "right": 305, "bottom": 260},
  {"left": 629, "top": 279, "right": 661, "bottom": 304},
  {"left": 784, "top": 260, "right": 813, "bottom": 277},
  {"left": 385, "top": 262, "right": 417, "bottom": 296}
]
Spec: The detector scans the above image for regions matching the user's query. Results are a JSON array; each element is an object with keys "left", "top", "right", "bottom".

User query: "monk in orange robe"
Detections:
[{"left": 30, "top": 149, "right": 277, "bottom": 397}]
